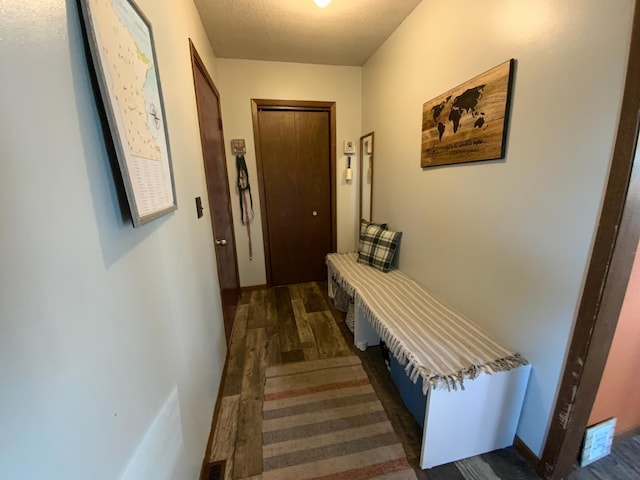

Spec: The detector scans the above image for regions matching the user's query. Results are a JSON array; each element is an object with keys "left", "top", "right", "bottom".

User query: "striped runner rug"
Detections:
[{"left": 262, "top": 355, "right": 417, "bottom": 480}]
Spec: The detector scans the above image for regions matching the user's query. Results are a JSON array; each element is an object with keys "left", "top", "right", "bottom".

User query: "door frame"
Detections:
[
  {"left": 250, "top": 99, "right": 337, "bottom": 286},
  {"left": 537, "top": 4, "right": 640, "bottom": 478},
  {"left": 189, "top": 40, "right": 240, "bottom": 343}
]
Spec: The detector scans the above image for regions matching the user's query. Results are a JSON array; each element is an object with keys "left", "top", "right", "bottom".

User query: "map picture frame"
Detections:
[
  {"left": 420, "top": 59, "right": 515, "bottom": 168},
  {"left": 78, "top": 0, "right": 177, "bottom": 227}
]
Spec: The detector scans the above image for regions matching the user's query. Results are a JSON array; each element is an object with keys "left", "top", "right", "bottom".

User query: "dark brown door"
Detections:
[
  {"left": 190, "top": 42, "right": 239, "bottom": 344},
  {"left": 257, "top": 109, "right": 332, "bottom": 285}
]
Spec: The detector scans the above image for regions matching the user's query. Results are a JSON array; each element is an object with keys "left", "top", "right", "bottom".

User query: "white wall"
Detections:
[
  {"left": 0, "top": 1, "right": 226, "bottom": 479},
  {"left": 216, "top": 59, "right": 362, "bottom": 287},
  {"left": 361, "top": 0, "right": 634, "bottom": 456}
]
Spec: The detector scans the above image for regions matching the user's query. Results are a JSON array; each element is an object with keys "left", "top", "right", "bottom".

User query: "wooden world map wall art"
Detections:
[{"left": 421, "top": 59, "right": 515, "bottom": 168}]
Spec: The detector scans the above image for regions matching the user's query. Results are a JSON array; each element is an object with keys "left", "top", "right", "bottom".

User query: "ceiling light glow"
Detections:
[{"left": 313, "top": 0, "right": 331, "bottom": 7}]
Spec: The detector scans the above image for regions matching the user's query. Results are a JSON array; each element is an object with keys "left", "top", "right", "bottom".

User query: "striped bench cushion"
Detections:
[{"left": 327, "top": 252, "right": 527, "bottom": 391}]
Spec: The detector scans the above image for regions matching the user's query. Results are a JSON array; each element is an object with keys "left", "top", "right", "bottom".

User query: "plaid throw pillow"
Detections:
[
  {"left": 359, "top": 219, "right": 387, "bottom": 237},
  {"left": 357, "top": 224, "right": 402, "bottom": 272}
]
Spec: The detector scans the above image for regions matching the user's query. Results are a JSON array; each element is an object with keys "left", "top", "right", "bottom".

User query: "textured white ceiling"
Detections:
[{"left": 193, "top": 0, "right": 422, "bottom": 66}]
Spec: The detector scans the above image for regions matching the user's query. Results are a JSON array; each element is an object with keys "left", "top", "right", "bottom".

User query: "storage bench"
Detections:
[{"left": 326, "top": 252, "right": 531, "bottom": 469}]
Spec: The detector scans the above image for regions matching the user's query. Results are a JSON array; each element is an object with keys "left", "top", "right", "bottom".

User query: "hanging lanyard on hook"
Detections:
[{"left": 236, "top": 154, "right": 254, "bottom": 260}]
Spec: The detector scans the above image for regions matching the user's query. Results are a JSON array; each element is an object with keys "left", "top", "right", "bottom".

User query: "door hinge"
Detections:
[{"left": 218, "top": 118, "right": 223, "bottom": 130}]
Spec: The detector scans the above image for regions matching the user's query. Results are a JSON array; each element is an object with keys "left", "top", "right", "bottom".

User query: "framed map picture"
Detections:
[
  {"left": 78, "top": 0, "right": 177, "bottom": 226},
  {"left": 420, "top": 59, "right": 515, "bottom": 168}
]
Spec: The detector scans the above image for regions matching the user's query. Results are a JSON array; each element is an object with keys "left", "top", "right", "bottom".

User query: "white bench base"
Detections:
[
  {"left": 421, "top": 363, "right": 531, "bottom": 468},
  {"left": 352, "top": 301, "right": 531, "bottom": 469}
]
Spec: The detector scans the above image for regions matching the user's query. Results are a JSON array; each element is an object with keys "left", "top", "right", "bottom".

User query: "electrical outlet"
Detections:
[{"left": 580, "top": 418, "right": 616, "bottom": 467}]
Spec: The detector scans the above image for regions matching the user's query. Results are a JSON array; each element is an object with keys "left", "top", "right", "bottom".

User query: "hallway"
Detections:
[{"left": 204, "top": 282, "right": 640, "bottom": 480}]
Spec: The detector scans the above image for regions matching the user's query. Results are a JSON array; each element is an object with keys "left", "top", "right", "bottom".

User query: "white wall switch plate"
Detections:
[{"left": 580, "top": 417, "right": 616, "bottom": 467}]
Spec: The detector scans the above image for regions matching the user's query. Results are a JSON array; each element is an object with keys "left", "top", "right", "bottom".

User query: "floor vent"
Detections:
[{"left": 204, "top": 460, "right": 226, "bottom": 480}]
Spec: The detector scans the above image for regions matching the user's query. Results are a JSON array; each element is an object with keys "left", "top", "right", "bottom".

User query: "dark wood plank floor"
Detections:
[{"left": 205, "top": 282, "right": 640, "bottom": 480}]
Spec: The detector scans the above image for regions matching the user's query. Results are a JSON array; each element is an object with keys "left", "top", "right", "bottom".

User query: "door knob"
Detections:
[
  {"left": 312, "top": 211, "right": 318, "bottom": 216},
  {"left": 215, "top": 239, "right": 227, "bottom": 246}
]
